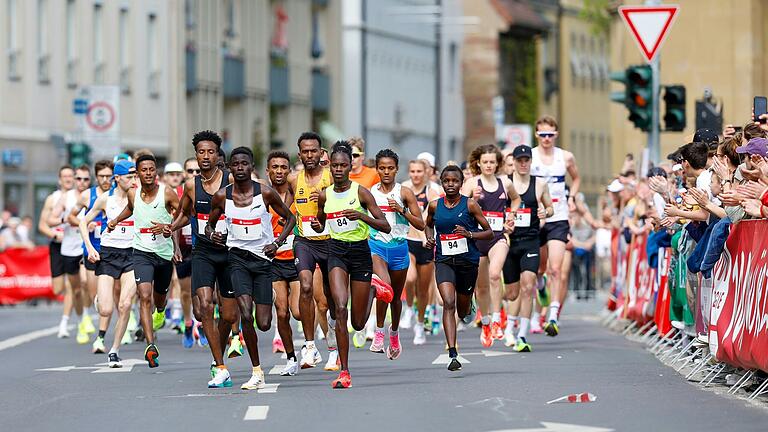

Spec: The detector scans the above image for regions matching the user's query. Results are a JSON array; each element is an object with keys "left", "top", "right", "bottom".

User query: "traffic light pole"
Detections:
[{"left": 649, "top": 54, "right": 660, "bottom": 165}]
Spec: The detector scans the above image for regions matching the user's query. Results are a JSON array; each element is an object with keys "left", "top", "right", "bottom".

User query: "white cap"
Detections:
[
  {"left": 672, "top": 163, "right": 683, "bottom": 172},
  {"left": 607, "top": 179, "right": 624, "bottom": 193},
  {"left": 416, "top": 152, "right": 436, "bottom": 168},
  {"left": 164, "top": 162, "right": 183, "bottom": 173}
]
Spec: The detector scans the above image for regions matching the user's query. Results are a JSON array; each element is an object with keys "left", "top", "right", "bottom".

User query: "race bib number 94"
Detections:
[{"left": 440, "top": 234, "right": 468, "bottom": 256}]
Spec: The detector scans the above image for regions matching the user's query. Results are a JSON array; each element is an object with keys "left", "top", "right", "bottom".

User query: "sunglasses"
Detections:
[
  {"left": 536, "top": 132, "right": 557, "bottom": 138},
  {"left": 75, "top": 177, "right": 90, "bottom": 181},
  {"left": 352, "top": 153, "right": 362, "bottom": 158},
  {"left": 186, "top": 169, "right": 200, "bottom": 174}
]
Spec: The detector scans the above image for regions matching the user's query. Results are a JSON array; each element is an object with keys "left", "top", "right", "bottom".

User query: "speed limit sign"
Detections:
[{"left": 86, "top": 101, "right": 116, "bottom": 132}]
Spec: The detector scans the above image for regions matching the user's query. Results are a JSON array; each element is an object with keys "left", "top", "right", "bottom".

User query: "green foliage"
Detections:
[
  {"left": 499, "top": 36, "right": 538, "bottom": 127},
  {"left": 580, "top": 0, "right": 611, "bottom": 37}
]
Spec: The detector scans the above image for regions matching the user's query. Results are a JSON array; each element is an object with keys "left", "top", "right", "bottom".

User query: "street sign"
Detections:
[
  {"left": 77, "top": 85, "right": 120, "bottom": 157},
  {"left": 72, "top": 98, "right": 88, "bottom": 115},
  {"left": 496, "top": 124, "right": 532, "bottom": 150},
  {"left": 619, "top": 5, "right": 679, "bottom": 63}
]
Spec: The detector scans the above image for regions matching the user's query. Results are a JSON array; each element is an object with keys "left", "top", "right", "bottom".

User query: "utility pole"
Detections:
[{"left": 647, "top": 0, "right": 661, "bottom": 165}]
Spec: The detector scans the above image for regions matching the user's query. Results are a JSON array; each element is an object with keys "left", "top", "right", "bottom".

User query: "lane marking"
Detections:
[
  {"left": 258, "top": 383, "right": 280, "bottom": 394},
  {"left": 243, "top": 405, "right": 269, "bottom": 421},
  {"left": 432, "top": 354, "right": 471, "bottom": 365},
  {"left": 0, "top": 325, "right": 61, "bottom": 352}
]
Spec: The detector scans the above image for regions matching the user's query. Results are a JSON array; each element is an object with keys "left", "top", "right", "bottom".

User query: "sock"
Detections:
[
  {"left": 448, "top": 347, "right": 458, "bottom": 358},
  {"left": 98, "top": 330, "right": 106, "bottom": 339},
  {"left": 376, "top": 326, "right": 384, "bottom": 333},
  {"left": 506, "top": 316, "right": 517, "bottom": 333},
  {"left": 548, "top": 302, "right": 561, "bottom": 321},
  {"left": 481, "top": 316, "right": 491, "bottom": 326},
  {"left": 491, "top": 312, "right": 501, "bottom": 323},
  {"left": 306, "top": 340, "right": 315, "bottom": 350},
  {"left": 390, "top": 327, "right": 398, "bottom": 336},
  {"left": 217, "top": 364, "right": 228, "bottom": 370},
  {"left": 252, "top": 365, "right": 262, "bottom": 374},
  {"left": 60, "top": 315, "right": 69, "bottom": 324},
  {"left": 519, "top": 318, "right": 530, "bottom": 340},
  {"left": 287, "top": 351, "right": 297, "bottom": 362},
  {"left": 273, "top": 332, "right": 280, "bottom": 342},
  {"left": 109, "top": 348, "right": 118, "bottom": 355}
]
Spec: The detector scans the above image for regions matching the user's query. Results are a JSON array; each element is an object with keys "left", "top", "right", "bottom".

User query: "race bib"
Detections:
[
  {"left": 93, "top": 221, "right": 102, "bottom": 239},
  {"left": 515, "top": 208, "right": 531, "bottom": 228},
  {"left": 181, "top": 224, "right": 192, "bottom": 242},
  {"left": 230, "top": 218, "right": 262, "bottom": 241},
  {"left": 277, "top": 234, "right": 295, "bottom": 252},
  {"left": 380, "top": 206, "right": 399, "bottom": 229},
  {"left": 197, "top": 213, "right": 227, "bottom": 236},
  {"left": 440, "top": 234, "right": 468, "bottom": 256},
  {"left": 483, "top": 211, "right": 504, "bottom": 232},
  {"left": 139, "top": 227, "right": 165, "bottom": 246},
  {"left": 112, "top": 221, "right": 134, "bottom": 241},
  {"left": 328, "top": 212, "right": 358, "bottom": 234},
  {"left": 301, "top": 216, "right": 329, "bottom": 236}
]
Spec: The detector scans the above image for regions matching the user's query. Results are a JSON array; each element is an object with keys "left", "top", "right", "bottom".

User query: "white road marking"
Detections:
[
  {"left": 482, "top": 350, "right": 515, "bottom": 357},
  {"left": 35, "top": 366, "right": 100, "bottom": 372},
  {"left": 36, "top": 358, "right": 145, "bottom": 373},
  {"left": 0, "top": 325, "right": 61, "bottom": 352},
  {"left": 243, "top": 405, "right": 269, "bottom": 421},
  {"left": 432, "top": 354, "right": 471, "bottom": 365},
  {"left": 258, "top": 383, "right": 280, "bottom": 394},
  {"left": 487, "top": 422, "right": 613, "bottom": 432}
]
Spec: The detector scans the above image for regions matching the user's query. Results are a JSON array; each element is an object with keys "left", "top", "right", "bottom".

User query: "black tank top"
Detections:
[
  {"left": 512, "top": 176, "right": 539, "bottom": 240},
  {"left": 476, "top": 178, "right": 506, "bottom": 213},
  {"left": 191, "top": 169, "right": 229, "bottom": 248},
  {"left": 415, "top": 185, "right": 429, "bottom": 211}
]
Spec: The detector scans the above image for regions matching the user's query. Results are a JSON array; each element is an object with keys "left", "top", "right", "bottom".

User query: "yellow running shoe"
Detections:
[
  {"left": 152, "top": 309, "right": 166, "bottom": 331},
  {"left": 76, "top": 323, "right": 89, "bottom": 344},
  {"left": 227, "top": 334, "right": 244, "bottom": 358},
  {"left": 81, "top": 314, "right": 96, "bottom": 334}
]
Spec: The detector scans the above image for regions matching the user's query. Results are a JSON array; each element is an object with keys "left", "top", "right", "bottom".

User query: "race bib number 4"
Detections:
[
  {"left": 483, "top": 211, "right": 504, "bottom": 232},
  {"left": 231, "top": 218, "right": 262, "bottom": 241},
  {"left": 327, "top": 212, "right": 358, "bottom": 234},
  {"left": 197, "top": 213, "right": 227, "bottom": 236},
  {"left": 440, "top": 234, "right": 468, "bottom": 256},
  {"left": 139, "top": 227, "right": 164, "bottom": 245},
  {"left": 515, "top": 208, "right": 531, "bottom": 228},
  {"left": 301, "top": 216, "right": 329, "bottom": 236}
]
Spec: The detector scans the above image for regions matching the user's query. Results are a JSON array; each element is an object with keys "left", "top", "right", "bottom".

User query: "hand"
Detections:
[
  {"left": 719, "top": 190, "right": 744, "bottom": 207},
  {"left": 424, "top": 236, "right": 436, "bottom": 250},
  {"left": 205, "top": 224, "right": 225, "bottom": 246},
  {"left": 723, "top": 124, "right": 736, "bottom": 138},
  {"left": 87, "top": 221, "right": 98, "bottom": 232},
  {"left": 262, "top": 243, "right": 278, "bottom": 259},
  {"left": 648, "top": 176, "right": 668, "bottom": 194},
  {"left": 309, "top": 190, "right": 320, "bottom": 203},
  {"left": 162, "top": 224, "right": 173, "bottom": 238},
  {"left": 341, "top": 209, "right": 362, "bottom": 221},
  {"left": 503, "top": 213, "right": 515, "bottom": 234},
  {"left": 87, "top": 249, "right": 100, "bottom": 264},
  {"left": 310, "top": 218, "right": 323, "bottom": 233},
  {"left": 711, "top": 157, "right": 731, "bottom": 181},
  {"left": 568, "top": 196, "right": 577, "bottom": 213},
  {"left": 473, "top": 186, "right": 483, "bottom": 200},
  {"left": 106, "top": 220, "right": 116, "bottom": 232},
  {"left": 453, "top": 225, "right": 470, "bottom": 238},
  {"left": 687, "top": 188, "right": 710, "bottom": 207},
  {"left": 739, "top": 181, "right": 767, "bottom": 200},
  {"left": 149, "top": 221, "right": 168, "bottom": 236},
  {"left": 742, "top": 199, "right": 764, "bottom": 218},
  {"left": 660, "top": 216, "right": 679, "bottom": 228},
  {"left": 173, "top": 248, "right": 183, "bottom": 264},
  {"left": 750, "top": 154, "right": 768, "bottom": 178},
  {"left": 664, "top": 204, "right": 680, "bottom": 217},
  {"left": 53, "top": 231, "right": 64, "bottom": 242},
  {"left": 741, "top": 164, "right": 762, "bottom": 182},
  {"left": 387, "top": 197, "right": 404, "bottom": 214}
]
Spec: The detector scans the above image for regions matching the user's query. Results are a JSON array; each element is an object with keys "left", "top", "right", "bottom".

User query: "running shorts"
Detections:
[
  {"left": 175, "top": 256, "right": 192, "bottom": 279},
  {"left": 229, "top": 248, "right": 274, "bottom": 305},
  {"left": 407, "top": 239, "right": 434, "bottom": 265},
  {"left": 502, "top": 237, "right": 540, "bottom": 284},
  {"left": 272, "top": 258, "right": 299, "bottom": 283},
  {"left": 328, "top": 239, "right": 373, "bottom": 282},
  {"left": 435, "top": 258, "right": 479, "bottom": 295},
  {"left": 84, "top": 255, "right": 98, "bottom": 272},
  {"left": 476, "top": 232, "right": 506, "bottom": 257},
  {"left": 49, "top": 241, "right": 65, "bottom": 278},
  {"left": 293, "top": 237, "right": 329, "bottom": 275},
  {"left": 133, "top": 249, "right": 173, "bottom": 295},
  {"left": 61, "top": 255, "right": 82, "bottom": 276},
  {"left": 369, "top": 239, "right": 410, "bottom": 271},
  {"left": 191, "top": 242, "right": 234, "bottom": 298},
  {"left": 95, "top": 246, "right": 134, "bottom": 279},
  {"left": 539, "top": 220, "right": 570, "bottom": 246}
]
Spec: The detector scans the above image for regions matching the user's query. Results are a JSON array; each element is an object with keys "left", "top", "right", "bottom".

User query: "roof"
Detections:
[{"left": 491, "top": 0, "right": 549, "bottom": 34}]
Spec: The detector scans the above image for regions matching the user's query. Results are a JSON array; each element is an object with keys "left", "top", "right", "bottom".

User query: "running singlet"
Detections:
[
  {"left": 475, "top": 177, "right": 507, "bottom": 232},
  {"left": 100, "top": 190, "right": 134, "bottom": 250},
  {"left": 294, "top": 169, "right": 332, "bottom": 239},
  {"left": 433, "top": 196, "right": 480, "bottom": 264},
  {"left": 511, "top": 177, "right": 539, "bottom": 240},
  {"left": 225, "top": 181, "right": 275, "bottom": 260},
  {"left": 270, "top": 195, "right": 296, "bottom": 260},
  {"left": 84, "top": 186, "right": 106, "bottom": 254},
  {"left": 324, "top": 182, "right": 369, "bottom": 242},
  {"left": 61, "top": 189, "right": 84, "bottom": 258},
  {"left": 530, "top": 146, "right": 568, "bottom": 223},
  {"left": 191, "top": 170, "right": 229, "bottom": 248},
  {"left": 133, "top": 184, "right": 174, "bottom": 261},
  {"left": 175, "top": 185, "right": 192, "bottom": 252},
  {"left": 370, "top": 182, "right": 409, "bottom": 244}
]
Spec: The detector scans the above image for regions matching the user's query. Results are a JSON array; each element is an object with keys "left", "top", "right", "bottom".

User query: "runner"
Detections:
[
  {"left": 403, "top": 159, "right": 442, "bottom": 345},
  {"left": 530, "top": 116, "right": 581, "bottom": 336},
  {"left": 369, "top": 149, "right": 425, "bottom": 359},
  {"left": 347, "top": 137, "right": 380, "bottom": 189},
  {"left": 40, "top": 166, "right": 75, "bottom": 338},
  {"left": 171, "top": 158, "right": 198, "bottom": 349},
  {"left": 162, "top": 162, "right": 188, "bottom": 336},
  {"left": 67, "top": 160, "right": 115, "bottom": 353},
  {"left": 502, "top": 145, "right": 553, "bottom": 352},
  {"left": 424, "top": 165, "right": 493, "bottom": 371},
  {"left": 265, "top": 150, "right": 302, "bottom": 376},
  {"left": 206, "top": 146, "right": 295, "bottom": 390},
  {"left": 315, "top": 140, "right": 393, "bottom": 388},
  {"left": 80, "top": 160, "right": 138, "bottom": 367},
  {"left": 461, "top": 144, "right": 521, "bottom": 347},
  {"left": 106, "top": 152, "right": 179, "bottom": 368},
  {"left": 160, "top": 130, "right": 240, "bottom": 387}
]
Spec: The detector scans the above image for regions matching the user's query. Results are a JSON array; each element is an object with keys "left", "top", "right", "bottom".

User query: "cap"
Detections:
[
  {"left": 647, "top": 166, "right": 667, "bottom": 178},
  {"left": 512, "top": 145, "right": 533, "bottom": 159},
  {"left": 114, "top": 159, "right": 136, "bottom": 176},
  {"left": 694, "top": 128, "right": 719, "bottom": 145},
  {"left": 607, "top": 179, "right": 624, "bottom": 193},
  {"left": 416, "top": 152, "right": 436, "bottom": 168},
  {"left": 113, "top": 153, "right": 131, "bottom": 162},
  {"left": 164, "top": 162, "right": 183, "bottom": 173},
  {"left": 736, "top": 137, "right": 768, "bottom": 157}
]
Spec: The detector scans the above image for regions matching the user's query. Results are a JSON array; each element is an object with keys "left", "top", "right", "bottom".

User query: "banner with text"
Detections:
[{"left": 0, "top": 247, "right": 55, "bottom": 304}]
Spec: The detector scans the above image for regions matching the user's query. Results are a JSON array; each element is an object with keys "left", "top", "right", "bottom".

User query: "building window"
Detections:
[
  {"left": 119, "top": 7, "right": 131, "bottom": 94},
  {"left": 66, "top": 0, "right": 77, "bottom": 88},
  {"left": 93, "top": 3, "right": 105, "bottom": 84},
  {"left": 37, "top": 0, "right": 50, "bottom": 84},
  {"left": 224, "top": 0, "right": 236, "bottom": 38},
  {"left": 7, "top": 0, "right": 20, "bottom": 80},
  {"left": 147, "top": 13, "right": 160, "bottom": 98},
  {"left": 448, "top": 42, "right": 457, "bottom": 92},
  {"left": 185, "top": 0, "right": 195, "bottom": 29}
]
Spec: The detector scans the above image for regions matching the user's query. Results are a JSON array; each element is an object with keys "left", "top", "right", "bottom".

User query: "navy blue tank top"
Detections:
[
  {"left": 191, "top": 169, "right": 229, "bottom": 248},
  {"left": 83, "top": 186, "right": 106, "bottom": 255},
  {"left": 434, "top": 195, "right": 479, "bottom": 264}
]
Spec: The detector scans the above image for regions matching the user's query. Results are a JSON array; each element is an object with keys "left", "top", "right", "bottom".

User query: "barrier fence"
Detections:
[{"left": 0, "top": 246, "right": 56, "bottom": 304}]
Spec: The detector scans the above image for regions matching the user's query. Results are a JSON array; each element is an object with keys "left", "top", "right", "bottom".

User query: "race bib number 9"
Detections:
[
  {"left": 439, "top": 234, "right": 468, "bottom": 256},
  {"left": 231, "top": 218, "right": 262, "bottom": 241},
  {"left": 483, "top": 211, "right": 504, "bottom": 232},
  {"left": 112, "top": 221, "right": 134, "bottom": 240},
  {"left": 328, "top": 212, "right": 358, "bottom": 234},
  {"left": 301, "top": 216, "right": 329, "bottom": 236},
  {"left": 515, "top": 208, "right": 531, "bottom": 228},
  {"left": 197, "top": 213, "right": 227, "bottom": 236}
]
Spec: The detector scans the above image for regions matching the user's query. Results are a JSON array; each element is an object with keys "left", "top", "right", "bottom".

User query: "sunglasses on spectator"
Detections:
[
  {"left": 76, "top": 177, "right": 90, "bottom": 181},
  {"left": 352, "top": 153, "right": 362, "bottom": 158},
  {"left": 186, "top": 169, "right": 200, "bottom": 174},
  {"left": 536, "top": 132, "right": 557, "bottom": 138}
]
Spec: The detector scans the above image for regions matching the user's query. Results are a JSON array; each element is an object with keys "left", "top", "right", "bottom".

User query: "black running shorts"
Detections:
[
  {"left": 503, "top": 237, "right": 540, "bottom": 284},
  {"left": 435, "top": 258, "right": 478, "bottom": 295},
  {"left": 95, "top": 246, "right": 134, "bottom": 279},
  {"left": 133, "top": 249, "right": 173, "bottom": 295},
  {"left": 407, "top": 239, "right": 434, "bottom": 265},
  {"left": 191, "top": 242, "right": 234, "bottom": 298},
  {"left": 293, "top": 237, "right": 329, "bottom": 275},
  {"left": 49, "top": 242, "right": 65, "bottom": 278},
  {"left": 84, "top": 255, "right": 98, "bottom": 272},
  {"left": 272, "top": 259, "right": 298, "bottom": 283},
  {"left": 539, "top": 220, "right": 570, "bottom": 246},
  {"left": 229, "top": 248, "right": 274, "bottom": 305},
  {"left": 175, "top": 257, "right": 192, "bottom": 279},
  {"left": 61, "top": 255, "right": 82, "bottom": 276},
  {"left": 328, "top": 239, "right": 373, "bottom": 282}
]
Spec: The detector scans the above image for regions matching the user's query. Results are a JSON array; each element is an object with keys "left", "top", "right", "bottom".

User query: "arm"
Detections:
[
  {"left": 47, "top": 193, "right": 68, "bottom": 227},
  {"left": 503, "top": 176, "right": 521, "bottom": 212},
  {"left": 352, "top": 187, "right": 391, "bottom": 233},
  {"left": 565, "top": 151, "right": 581, "bottom": 211},
  {"left": 107, "top": 189, "right": 135, "bottom": 231},
  {"left": 79, "top": 194, "right": 107, "bottom": 262},
  {"left": 463, "top": 198, "right": 493, "bottom": 241},
  {"left": 313, "top": 190, "right": 327, "bottom": 232},
  {"left": 539, "top": 180, "right": 554, "bottom": 218},
  {"left": 38, "top": 195, "right": 60, "bottom": 241},
  {"left": 424, "top": 201, "right": 438, "bottom": 249},
  {"left": 168, "top": 178, "right": 194, "bottom": 233},
  {"left": 261, "top": 185, "right": 297, "bottom": 258},
  {"left": 67, "top": 190, "right": 89, "bottom": 227},
  {"left": 397, "top": 186, "right": 425, "bottom": 231},
  {"left": 664, "top": 204, "right": 710, "bottom": 222},
  {"left": 205, "top": 189, "right": 227, "bottom": 246},
  {"left": 460, "top": 177, "right": 479, "bottom": 199}
]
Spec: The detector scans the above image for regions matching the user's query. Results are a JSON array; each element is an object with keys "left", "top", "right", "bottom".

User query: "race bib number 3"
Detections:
[
  {"left": 515, "top": 208, "right": 531, "bottom": 228},
  {"left": 139, "top": 227, "right": 164, "bottom": 245},
  {"left": 327, "top": 212, "right": 358, "bottom": 234},
  {"left": 439, "top": 234, "right": 468, "bottom": 256},
  {"left": 231, "top": 218, "right": 262, "bottom": 241},
  {"left": 301, "top": 216, "right": 329, "bottom": 236},
  {"left": 483, "top": 211, "right": 504, "bottom": 232},
  {"left": 197, "top": 213, "right": 227, "bottom": 236}
]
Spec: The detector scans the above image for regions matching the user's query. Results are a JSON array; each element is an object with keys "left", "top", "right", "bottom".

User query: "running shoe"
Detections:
[
  {"left": 241, "top": 369, "right": 265, "bottom": 390},
  {"left": 537, "top": 275, "right": 550, "bottom": 307},
  {"left": 144, "top": 344, "right": 159, "bottom": 368},
  {"left": 82, "top": 314, "right": 96, "bottom": 334},
  {"left": 208, "top": 366, "right": 233, "bottom": 388},
  {"left": 196, "top": 324, "right": 209, "bottom": 347},
  {"left": 76, "top": 323, "right": 89, "bottom": 345},
  {"left": 127, "top": 310, "right": 138, "bottom": 333},
  {"left": 210, "top": 361, "right": 217, "bottom": 379},
  {"left": 431, "top": 307, "right": 442, "bottom": 336},
  {"left": 171, "top": 318, "right": 182, "bottom": 334},
  {"left": 513, "top": 337, "right": 532, "bottom": 353},
  {"left": 457, "top": 320, "right": 467, "bottom": 332},
  {"left": 413, "top": 323, "right": 426, "bottom": 346},
  {"left": 387, "top": 329, "right": 402, "bottom": 360},
  {"left": 227, "top": 335, "right": 244, "bottom": 358},
  {"left": 352, "top": 330, "right": 366, "bottom": 349},
  {"left": 423, "top": 314, "right": 433, "bottom": 333},
  {"left": 326, "top": 320, "right": 337, "bottom": 349},
  {"left": 331, "top": 370, "right": 352, "bottom": 389},
  {"left": 324, "top": 349, "right": 340, "bottom": 371},
  {"left": 462, "top": 299, "right": 476, "bottom": 325},
  {"left": 57, "top": 321, "right": 70, "bottom": 339},
  {"left": 504, "top": 328, "right": 516, "bottom": 347},
  {"left": 544, "top": 320, "right": 559, "bottom": 337},
  {"left": 371, "top": 274, "right": 394, "bottom": 303},
  {"left": 491, "top": 321, "right": 504, "bottom": 340},
  {"left": 92, "top": 336, "right": 106, "bottom": 354},
  {"left": 530, "top": 317, "right": 544, "bottom": 334},
  {"left": 280, "top": 358, "right": 299, "bottom": 377},
  {"left": 134, "top": 327, "right": 145, "bottom": 342},
  {"left": 365, "top": 320, "right": 375, "bottom": 341},
  {"left": 182, "top": 325, "right": 194, "bottom": 349},
  {"left": 300, "top": 344, "right": 322, "bottom": 369},
  {"left": 370, "top": 329, "right": 385, "bottom": 353},
  {"left": 272, "top": 337, "right": 285, "bottom": 353},
  {"left": 400, "top": 306, "right": 414, "bottom": 330},
  {"left": 152, "top": 310, "right": 166, "bottom": 331},
  {"left": 107, "top": 352, "right": 122, "bottom": 368},
  {"left": 480, "top": 324, "right": 493, "bottom": 348},
  {"left": 447, "top": 357, "right": 462, "bottom": 372}
]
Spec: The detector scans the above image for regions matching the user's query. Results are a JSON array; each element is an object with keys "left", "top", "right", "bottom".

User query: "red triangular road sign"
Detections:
[{"left": 619, "top": 5, "right": 679, "bottom": 63}]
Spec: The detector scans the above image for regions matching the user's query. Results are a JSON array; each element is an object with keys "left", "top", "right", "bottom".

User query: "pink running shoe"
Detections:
[
  {"left": 369, "top": 329, "right": 385, "bottom": 353},
  {"left": 272, "top": 337, "right": 285, "bottom": 353},
  {"left": 387, "top": 329, "right": 401, "bottom": 360}
]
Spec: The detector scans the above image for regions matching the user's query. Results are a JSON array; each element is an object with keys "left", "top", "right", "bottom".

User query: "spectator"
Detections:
[{"left": 0, "top": 217, "right": 34, "bottom": 250}]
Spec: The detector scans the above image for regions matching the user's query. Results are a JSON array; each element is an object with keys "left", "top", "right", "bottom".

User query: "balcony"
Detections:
[
  {"left": 270, "top": 63, "right": 290, "bottom": 106},
  {"left": 185, "top": 48, "right": 196, "bottom": 93},
  {"left": 222, "top": 55, "right": 245, "bottom": 99},
  {"left": 311, "top": 69, "right": 330, "bottom": 112}
]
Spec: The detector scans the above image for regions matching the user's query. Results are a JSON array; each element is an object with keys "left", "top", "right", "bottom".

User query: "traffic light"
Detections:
[
  {"left": 67, "top": 142, "right": 92, "bottom": 167},
  {"left": 610, "top": 65, "right": 653, "bottom": 132},
  {"left": 663, "top": 85, "right": 686, "bottom": 131}
]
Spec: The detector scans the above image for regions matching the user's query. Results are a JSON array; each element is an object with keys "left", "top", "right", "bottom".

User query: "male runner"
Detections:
[
  {"left": 530, "top": 116, "right": 581, "bottom": 336},
  {"left": 40, "top": 166, "right": 75, "bottom": 338},
  {"left": 207, "top": 146, "right": 295, "bottom": 390},
  {"left": 106, "top": 153, "right": 179, "bottom": 368}
]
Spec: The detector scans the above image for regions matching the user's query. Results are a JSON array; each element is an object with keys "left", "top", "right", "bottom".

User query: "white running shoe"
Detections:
[
  {"left": 300, "top": 344, "right": 322, "bottom": 369},
  {"left": 241, "top": 370, "right": 265, "bottom": 390},
  {"left": 107, "top": 352, "right": 122, "bottom": 368},
  {"left": 326, "top": 321, "right": 337, "bottom": 350},
  {"left": 324, "top": 349, "right": 340, "bottom": 371},
  {"left": 280, "top": 358, "right": 299, "bottom": 376},
  {"left": 504, "top": 329, "right": 516, "bottom": 347},
  {"left": 208, "top": 367, "right": 233, "bottom": 388},
  {"left": 400, "top": 306, "right": 414, "bottom": 330},
  {"left": 365, "top": 318, "right": 376, "bottom": 341},
  {"left": 413, "top": 323, "right": 426, "bottom": 346},
  {"left": 57, "top": 321, "right": 70, "bottom": 339}
]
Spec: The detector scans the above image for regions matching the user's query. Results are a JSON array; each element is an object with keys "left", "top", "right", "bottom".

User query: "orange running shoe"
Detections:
[
  {"left": 331, "top": 370, "right": 352, "bottom": 389},
  {"left": 371, "top": 274, "right": 394, "bottom": 303},
  {"left": 480, "top": 324, "right": 493, "bottom": 348},
  {"left": 491, "top": 321, "right": 504, "bottom": 340}
]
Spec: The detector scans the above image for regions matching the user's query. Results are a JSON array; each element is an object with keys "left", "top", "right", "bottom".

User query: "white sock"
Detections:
[
  {"left": 505, "top": 316, "right": 515, "bottom": 332},
  {"left": 532, "top": 310, "right": 541, "bottom": 326},
  {"left": 305, "top": 340, "right": 315, "bottom": 350},
  {"left": 548, "top": 302, "right": 561, "bottom": 322},
  {"left": 109, "top": 348, "right": 118, "bottom": 355},
  {"left": 273, "top": 332, "right": 280, "bottom": 342},
  {"left": 481, "top": 316, "right": 491, "bottom": 326},
  {"left": 60, "top": 315, "right": 69, "bottom": 325},
  {"left": 491, "top": 312, "right": 501, "bottom": 323},
  {"left": 519, "top": 318, "right": 530, "bottom": 340}
]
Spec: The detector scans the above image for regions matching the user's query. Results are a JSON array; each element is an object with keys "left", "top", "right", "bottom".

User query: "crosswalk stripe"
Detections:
[{"left": 243, "top": 405, "right": 269, "bottom": 420}]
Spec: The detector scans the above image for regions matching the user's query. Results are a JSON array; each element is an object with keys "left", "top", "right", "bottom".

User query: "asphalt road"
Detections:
[{"left": 1, "top": 300, "right": 766, "bottom": 432}]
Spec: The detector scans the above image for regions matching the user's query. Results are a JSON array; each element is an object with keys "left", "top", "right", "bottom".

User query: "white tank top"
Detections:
[
  {"left": 61, "top": 190, "right": 84, "bottom": 257},
  {"left": 531, "top": 147, "right": 569, "bottom": 222},
  {"left": 370, "top": 182, "right": 409, "bottom": 243},
  {"left": 100, "top": 190, "right": 134, "bottom": 249},
  {"left": 224, "top": 181, "right": 274, "bottom": 260}
]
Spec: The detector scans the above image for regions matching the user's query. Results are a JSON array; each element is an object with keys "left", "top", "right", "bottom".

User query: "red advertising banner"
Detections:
[
  {"left": 0, "top": 246, "right": 56, "bottom": 304},
  {"left": 710, "top": 220, "right": 768, "bottom": 372},
  {"left": 624, "top": 234, "right": 653, "bottom": 324},
  {"left": 654, "top": 248, "right": 673, "bottom": 335}
]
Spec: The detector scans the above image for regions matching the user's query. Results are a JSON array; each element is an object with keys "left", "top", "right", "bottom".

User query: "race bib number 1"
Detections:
[
  {"left": 483, "top": 211, "right": 504, "bottom": 232},
  {"left": 231, "top": 218, "right": 262, "bottom": 241},
  {"left": 327, "top": 212, "right": 358, "bottom": 234},
  {"left": 439, "top": 234, "right": 468, "bottom": 256}
]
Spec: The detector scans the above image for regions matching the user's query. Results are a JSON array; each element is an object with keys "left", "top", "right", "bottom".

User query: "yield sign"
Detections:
[{"left": 619, "top": 5, "right": 679, "bottom": 62}]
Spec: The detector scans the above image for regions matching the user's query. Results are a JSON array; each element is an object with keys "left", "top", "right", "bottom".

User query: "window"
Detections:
[
  {"left": 147, "top": 13, "right": 159, "bottom": 97},
  {"left": 185, "top": 0, "right": 195, "bottom": 29},
  {"left": 119, "top": 7, "right": 130, "bottom": 94},
  {"left": 7, "top": 0, "right": 20, "bottom": 80},
  {"left": 93, "top": 3, "right": 104, "bottom": 84},
  {"left": 66, "top": 0, "right": 77, "bottom": 87},
  {"left": 37, "top": 0, "right": 50, "bottom": 83}
]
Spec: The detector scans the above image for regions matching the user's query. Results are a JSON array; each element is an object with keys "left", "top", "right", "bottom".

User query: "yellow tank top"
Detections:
[{"left": 294, "top": 169, "right": 332, "bottom": 239}]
